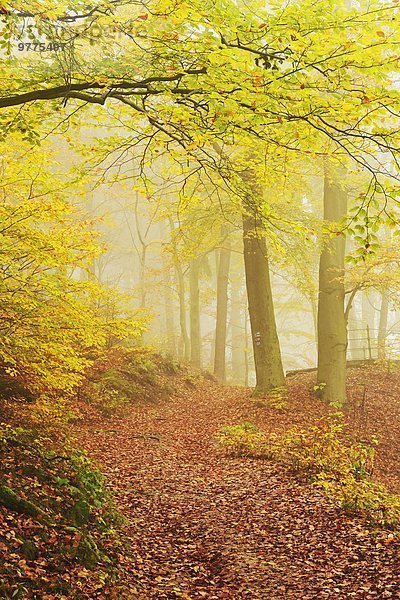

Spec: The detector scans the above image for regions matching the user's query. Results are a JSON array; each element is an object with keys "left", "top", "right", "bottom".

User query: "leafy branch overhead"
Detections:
[{"left": 0, "top": 0, "right": 398, "bottom": 185}]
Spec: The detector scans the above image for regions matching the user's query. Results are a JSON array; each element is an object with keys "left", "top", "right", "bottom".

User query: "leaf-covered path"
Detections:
[{"left": 75, "top": 381, "right": 400, "bottom": 599}]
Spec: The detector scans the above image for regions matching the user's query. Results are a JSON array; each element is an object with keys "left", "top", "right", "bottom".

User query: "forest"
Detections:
[{"left": 0, "top": 0, "right": 399, "bottom": 597}]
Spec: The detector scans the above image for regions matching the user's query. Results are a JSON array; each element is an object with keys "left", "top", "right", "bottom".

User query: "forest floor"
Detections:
[{"left": 74, "top": 365, "right": 400, "bottom": 599}]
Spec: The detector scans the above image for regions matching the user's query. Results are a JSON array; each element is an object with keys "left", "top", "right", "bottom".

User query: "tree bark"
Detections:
[
  {"left": 189, "top": 257, "right": 201, "bottom": 368},
  {"left": 242, "top": 197, "right": 285, "bottom": 395},
  {"left": 362, "top": 291, "right": 376, "bottom": 341},
  {"left": 175, "top": 263, "right": 190, "bottom": 362},
  {"left": 159, "top": 222, "right": 176, "bottom": 356},
  {"left": 230, "top": 275, "right": 245, "bottom": 384},
  {"left": 163, "top": 266, "right": 176, "bottom": 356},
  {"left": 214, "top": 229, "right": 231, "bottom": 382},
  {"left": 378, "top": 291, "right": 389, "bottom": 360},
  {"left": 317, "top": 166, "right": 348, "bottom": 405},
  {"left": 347, "top": 303, "right": 363, "bottom": 361},
  {"left": 244, "top": 309, "right": 250, "bottom": 388},
  {"left": 168, "top": 218, "right": 189, "bottom": 361}
]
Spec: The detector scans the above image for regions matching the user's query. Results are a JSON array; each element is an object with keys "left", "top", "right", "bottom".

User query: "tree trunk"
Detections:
[
  {"left": 159, "top": 222, "right": 176, "bottom": 356},
  {"left": 347, "top": 303, "right": 363, "bottom": 361},
  {"left": 361, "top": 291, "right": 377, "bottom": 355},
  {"left": 176, "top": 263, "right": 190, "bottom": 362},
  {"left": 378, "top": 291, "right": 389, "bottom": 360},
  {"left": 242, "top": 199, "right": 285, "bottom": 395},
  {"left": 214, "top": 230, "right": 231, "bottom": 382},
  {"left": 189, "top": 257, "right": 201, "bottom": 368},
  {"left": 168, "top": 218, "right": 190, "bottom": 361},
  {"left": 211, "top": 145, "right": 284, "bottom": 392},
  {"left": 230, "top": 275, "right": 244, "bottom": 384},
  {"left": 244, "top": 310, "right": 250, "bottom": 388},
  {"left": 134, "top": 192, "right": 148, "bottom": 309},
  {"left": 317, "top": 166, "right": 347, "bottom": 406},
  {"left": 163, "top": 266, "right": 176, "bottom": 356}
]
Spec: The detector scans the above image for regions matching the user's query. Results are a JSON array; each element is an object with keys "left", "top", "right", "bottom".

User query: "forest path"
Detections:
[{"left": 75, "top": 381, "right": 400, "bottom": 599}]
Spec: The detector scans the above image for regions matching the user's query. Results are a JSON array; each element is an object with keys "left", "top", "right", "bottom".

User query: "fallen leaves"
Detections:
[
  {"left": 72, "top": 366, "right": 400, "bottom": 598},
  {"left": 2, "top": 364, "right": 400, "bottom": 597}
]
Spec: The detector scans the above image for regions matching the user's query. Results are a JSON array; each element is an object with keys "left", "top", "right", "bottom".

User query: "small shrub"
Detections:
[
  {"left": 268, "top": 387, "right": 288, "bottom": 408},
  {"left": 162, "top": 355, "right": 181, "bottom": 375},
  {"left": 216, "top": 423, "right": 268, "bottom": 457},
  {"left": 185, "top": 372, "right": 202, "bottom": 388},
  {"left": 252, "top": 387, "right": 288, "bottom": 410},
  {"left": 313, "top": 382, "right": 326, "bottom": 398},
  {"left": 270, "top": 413, "right": 376, "bottom": 481},
  {"left": 317, "top": 474, "right": 400, "bottom": 530},
  {"left": 87, "top": 383, "right": 131, "bottom": 417},
  {"left": 217, "top": 414, "right": 400, "bottom": 530},
  {"left": 29, "top": 394, "right": 77, "bottom": 438}
]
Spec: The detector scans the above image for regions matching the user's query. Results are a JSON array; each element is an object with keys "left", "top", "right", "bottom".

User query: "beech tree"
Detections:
[
  {"left": 317, "top": 164, "right": 348, "bottom": 405},
  {"left": 214, "top": 225, "right": 231, "bottom": 383},
  {"left": 0, "top": 134, "right": 144, "bottom": 395},
  {"left": 0, "top": 0, "right": 398, "bottom": 395}
]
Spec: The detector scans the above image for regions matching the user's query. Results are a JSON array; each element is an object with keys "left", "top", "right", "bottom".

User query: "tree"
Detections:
[
  {"left": 242, "top": 169, "right": 286, "bottom": 394},
  {"left": 189, "top": 257, "right": 201, "bottom": 368},
  {"left": 0, "top": 133, "right": 143, "bottom": 396},
  {"left": 1, "top": 0, "right": 398, "bottom": 190},
  {"left": 377, "top": 291, "right": 389, "bottom": 360},
  {"left": 317, "top": 164, "right": 348, "bottom": 405},
  {"left": 214, "top": 225, "right": 231, "bottom": 382},
  {"left": 1, "top": 0, "right": 398, "bottom": 395}
]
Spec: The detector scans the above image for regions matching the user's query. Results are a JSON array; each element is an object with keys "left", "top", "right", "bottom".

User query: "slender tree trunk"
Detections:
[
  {"left": 214, "top": 230, "right": 231, "bottom": 382},
  {"left": 362, "top": 290, "right": 376, "bottom": 358},
  {"left": 317, "top": 166, "right": 347, "bottom": 405},
  {"left": 242, "top": 198, "right": 285, "bottom": 395},
  {"left": 133, "top": 192, "right": 148, "bottom": 309},
  {"left": 211, "top": 145, "right": 284, "bottom": 392},
  {"left": 244, "top": 308, "right": 250, "bottom": 388},
  {"left": 378, "top": 291, "right": 389, "bottom": 360},
  {"left": 210, "top": 250, "right": 219, "bottom": 369},
  {"left": 348, "top": 303, "right": 362, "bottom": 360},
  {"left": 168, "top": 218, "right": 189, "bottom": 361},
  {"left": 310, "top": 294, "right": 318, "bottom": 351},
  {"left": 175, "top": 263, "right": 190, "bottom": 362},
  {"left": 230, "top": 275, "right": 244, "bottom": 384},
  {"left": 189, "top": 257, "right": 201, "bottom": 368},
  {"left": 163, "top": 266, "right": 176, "bottom": 356},
  {"left": 159, "top": 222, "right": 176, "bottom": 355},
  {"left": 139, "top": 245, "right": 147, "bottom": 309}
]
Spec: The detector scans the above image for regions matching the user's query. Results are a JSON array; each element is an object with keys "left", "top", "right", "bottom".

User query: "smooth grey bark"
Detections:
[
  {"left": 176, "top": 263, "right": 190, "bottom": 361},
  {"left": 362, "top": 291, "right": 376, "bottom": 336},
  {"left": 378, "top": 291, "right": 389, "bottom": 360},
  {"left": 214, "top": 229, "right": 231, "bottom": 383},
  {"left": 159, "top": 222, "right": 176, "bottom": 356},
  {"left": 189, "top": 257, "right": 201, "bottom": 368},
  {"left": 168, "top": 218, "right": 190, "bottom": 361},
  {"left": 230, "top": 275, "right": 245, "bottom": 384},
  {"left": 317, "top": 167, "right": 348, "bottom": 405},
  {"left": 244, "top": 310, "right": 250, "bottom": 388},
  {"left": 211, "top": 144, "right": 285, "bottom": 393},
  {"left": 242, "top": 196, "right": 285, "bottom": 395},
  {"left": 163, "top": 266, "right": 176, "bottom": 356},
  {"left": 133, "top": 192, "right": 149, "bottom": 309},
  {"left": 347, "top": 304, "right": 363, "bottom": 360}
]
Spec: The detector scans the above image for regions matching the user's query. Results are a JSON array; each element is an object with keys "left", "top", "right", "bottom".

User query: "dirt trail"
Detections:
[{"left": 75, "top": 382, "right": 400, "bottom": 599}]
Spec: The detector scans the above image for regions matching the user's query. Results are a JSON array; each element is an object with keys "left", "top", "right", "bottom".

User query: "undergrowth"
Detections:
[
  {"left": 79, "top": 346, "right": 180, "bottom": 417},
  {"left": 0, "top": 423, "right": 124, "bottom": 599},
  {"left": 217, "top": 414, "right": 400, "bottom": 531}
]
